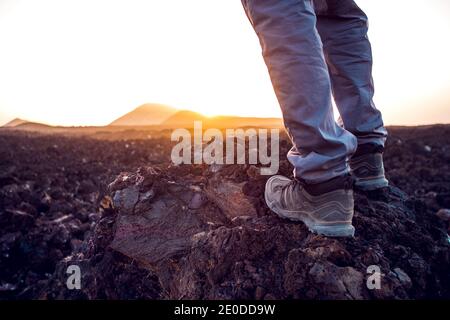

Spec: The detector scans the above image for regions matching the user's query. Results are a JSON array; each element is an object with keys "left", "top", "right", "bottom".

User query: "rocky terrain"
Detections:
[{"left": 0, "top": 125, "right": 449, "bottom": 299}]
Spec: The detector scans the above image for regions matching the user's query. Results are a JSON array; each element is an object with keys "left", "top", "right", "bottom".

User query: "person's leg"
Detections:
[
  {"left": 241, "top": 0, "right": 356, "bottom": 237},
  {"left": 314, "top": 0, "right": 387, "bottom": 147},
  {"left": 241, "top": 0, "right": 357, "bottom": 184},
  {"left": 314, "top": 0, "right": 389, "bottom": 189}
]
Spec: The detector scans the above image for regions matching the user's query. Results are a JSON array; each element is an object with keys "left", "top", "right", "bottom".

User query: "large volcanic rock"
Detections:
[{"left": 44, "top": 164, "right": 449, "bottom": 300}]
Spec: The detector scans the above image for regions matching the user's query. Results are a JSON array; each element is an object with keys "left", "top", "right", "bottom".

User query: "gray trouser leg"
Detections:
[
  {"left": 315, "top": 0, "right": 388, "bottom": 146},
  {"left": 241, "top": 0, "right": 357, "bottom": 183}
]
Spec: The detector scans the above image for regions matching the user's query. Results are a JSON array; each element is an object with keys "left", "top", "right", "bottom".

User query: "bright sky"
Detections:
[{"left": 0, "top": 0, "right": 449, "bottom": 126}]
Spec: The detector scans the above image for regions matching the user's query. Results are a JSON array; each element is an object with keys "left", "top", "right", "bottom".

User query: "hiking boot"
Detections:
[
  {"left": 350, "top": 144, "right": 388, "bottom": 190},
  {"left": 264, "top": 175, "right": 355, "bottom": 237}
]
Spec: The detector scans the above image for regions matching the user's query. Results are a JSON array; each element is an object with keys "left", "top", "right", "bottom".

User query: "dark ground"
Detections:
[{"left": 0, "top": 125, "right": 449, "bottom": 299}]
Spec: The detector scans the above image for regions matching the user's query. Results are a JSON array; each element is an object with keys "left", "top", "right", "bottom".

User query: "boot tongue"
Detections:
[{"left": 302, "top": 174, "right": 353, "bottom": 196}]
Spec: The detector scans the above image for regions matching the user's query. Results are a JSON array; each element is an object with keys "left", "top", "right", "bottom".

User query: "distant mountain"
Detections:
[
  {"left": 161, "top": 110, "right": 207, "bottom": 128},
  {"left": 109, "top": 103, "right": 177, "bottom": 126},
  {"left": 2, "top": 106, "right": 283, "bottom": 131},
  {"left": 14, "top": 122, "right": 53, "bottom": 131},
  {"left": 0, "top": 120, "right": 55, "bottom": 133},
  {"left": 2, "top": 118, "right": 28, "bottom": 127}
]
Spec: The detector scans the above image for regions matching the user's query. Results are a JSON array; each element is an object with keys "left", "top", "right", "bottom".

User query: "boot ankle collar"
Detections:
[{"left": 296, "top": 174, "right": 354, "bottom": 196}]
